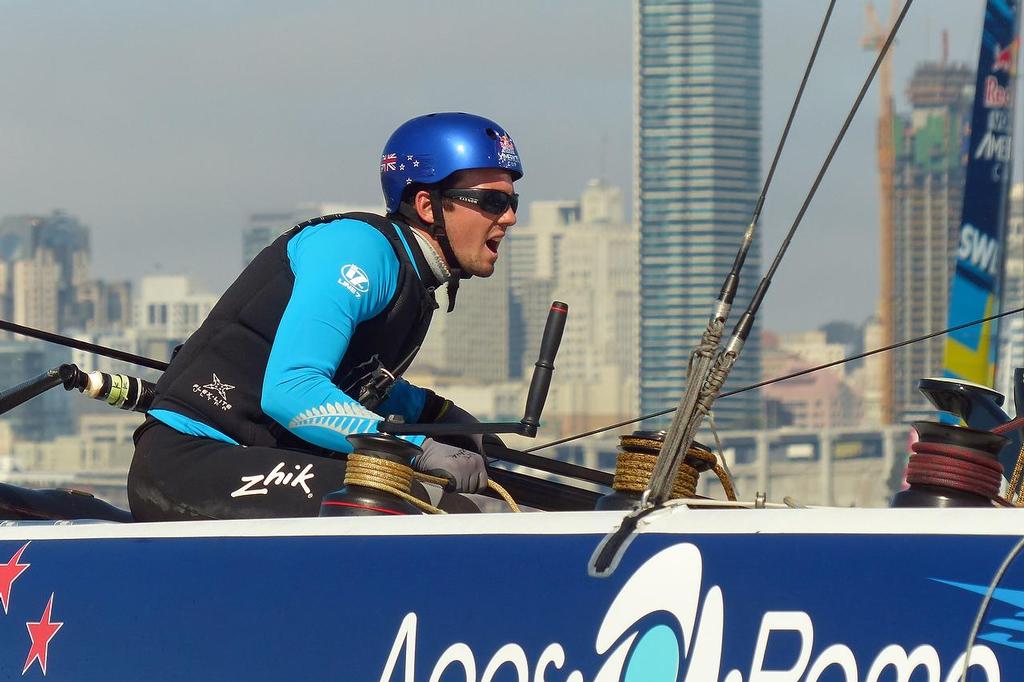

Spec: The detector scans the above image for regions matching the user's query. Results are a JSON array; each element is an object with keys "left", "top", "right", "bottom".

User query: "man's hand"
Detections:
[
  {"left": 435, "top": 401, "right": 484, "bottom": 454},
  {"left": 413, "top": 438, "right": 488, "bottom": 493}
]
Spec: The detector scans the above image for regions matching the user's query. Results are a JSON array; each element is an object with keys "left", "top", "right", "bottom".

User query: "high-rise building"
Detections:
[
  {"left": 553, "top": 181, "right": 633, "bottom": 378},
  {"left": 549, "top": 217, "right": 639, "bottom": 426},
  {"left": 889, "top": 63, "right": 973, "bottom": 422},
  {"left": 635, "top": 0, "right": 762, "bottom": 429},
  {"left": 997, "top": 182, "right": 1024, "bottom": 399},
  {"left": 12, "top": 249, "right": 60, "bottom": 331},
  {"left": 242, "top": 202, "right": 383, "bottom": 267},
  {"left": 0, "top": 212, "right": 91, "bottom": 331},
  {"left": 35, "top": 212, "right": 90, "bottom": 323}
]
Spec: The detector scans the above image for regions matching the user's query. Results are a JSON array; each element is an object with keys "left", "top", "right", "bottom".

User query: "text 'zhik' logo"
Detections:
[
  {"left": 231, "top": 462, "right": 315, "bottom": 499},
  {"left": 339, "top": 264, "right": 370, "bottom": 298}
]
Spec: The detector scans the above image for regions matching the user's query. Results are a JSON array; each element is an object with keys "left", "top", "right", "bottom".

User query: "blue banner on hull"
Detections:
[
  {"left": 0, "top": 532, "right": 1020, "bottom": 680},
  {"left": 944, "top": 0, "right": 1021, "bottom": 386}
]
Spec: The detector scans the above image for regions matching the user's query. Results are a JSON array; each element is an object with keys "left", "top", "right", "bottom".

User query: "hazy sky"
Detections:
[{"left": 0, "top": 1, "right": 1008, "bottom": 332}]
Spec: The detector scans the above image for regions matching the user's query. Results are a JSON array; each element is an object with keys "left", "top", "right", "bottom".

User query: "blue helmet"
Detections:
[{"left": 380, "top": 112, "right": 524, "bottom": 214}]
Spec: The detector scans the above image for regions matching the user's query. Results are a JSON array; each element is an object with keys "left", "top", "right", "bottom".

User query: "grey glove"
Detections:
[
  {"left": 413, "top": 438, "right": 488, "bottom": 493},
  {"left": 435, "top": 401, "right": 484, "bottom": 454}
]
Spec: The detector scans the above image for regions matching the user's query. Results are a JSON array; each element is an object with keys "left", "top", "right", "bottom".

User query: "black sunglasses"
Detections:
[{"left": 442, "top": 188, "right": 519, "bottom": 216}]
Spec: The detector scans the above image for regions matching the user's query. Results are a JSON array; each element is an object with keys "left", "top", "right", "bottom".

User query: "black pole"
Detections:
[
  {"left": 0, "top": 318, "right": 168, "bottom": 371},
  {"left": 0, "top": 369, "right": 63, "bottom": 416}
]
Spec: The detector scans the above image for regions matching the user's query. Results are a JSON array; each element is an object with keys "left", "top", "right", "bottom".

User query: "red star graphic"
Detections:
[
  {"left": 23, "top": 593, "right": 62, "bottom": 676},
  {"left": 0, "top": 542, "right": 30, "bottom": 615}
]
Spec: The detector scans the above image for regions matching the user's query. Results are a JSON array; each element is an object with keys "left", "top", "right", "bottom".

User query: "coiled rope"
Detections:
[
  {"left": 613, "top": 434, "right": 736, "bottom": 502},
  {"left": 906, "top": 441, "right": 1009, "bottom": 506},
  {"left": 344, "top": 453, "right": 520, "bottom": 514}
]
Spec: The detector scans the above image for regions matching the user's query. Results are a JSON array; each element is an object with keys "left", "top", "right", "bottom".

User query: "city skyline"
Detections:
[
  {"left": 0, "top": 177, "right": 1016, "bottom": 482},
  {"left": 0, "top": 1, "right": 1009, "bottom": 335}
]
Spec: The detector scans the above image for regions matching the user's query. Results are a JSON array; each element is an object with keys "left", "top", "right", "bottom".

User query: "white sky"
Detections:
[{"left": 0, "top": 1, "right": 1008, "bottom": 331}]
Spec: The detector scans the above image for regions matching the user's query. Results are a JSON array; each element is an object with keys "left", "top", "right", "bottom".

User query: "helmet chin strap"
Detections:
[
  {"left": 428, "top": 189, "right": 467, "bottom": 313},
  {"left": 396, "top": 191, "right": 466, "bottom": 313}
]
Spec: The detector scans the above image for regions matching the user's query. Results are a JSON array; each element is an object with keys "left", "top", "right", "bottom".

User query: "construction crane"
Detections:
[{"left": 862, "top": 0, "right": 899, "bottom": 425}]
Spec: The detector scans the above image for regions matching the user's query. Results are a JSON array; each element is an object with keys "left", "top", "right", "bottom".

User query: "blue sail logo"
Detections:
[{"left": 958, "top": 223, "right": 1002, "bottom": 280}]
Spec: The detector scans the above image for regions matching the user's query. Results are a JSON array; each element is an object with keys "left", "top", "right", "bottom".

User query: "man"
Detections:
[{"left": 128, "top": 112, "right": 522, "bottom": 520}]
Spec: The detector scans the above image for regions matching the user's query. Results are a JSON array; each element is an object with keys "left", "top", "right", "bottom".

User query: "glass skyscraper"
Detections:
[{"left": 636, "top": 0, "right": 763, "bottom": 429}]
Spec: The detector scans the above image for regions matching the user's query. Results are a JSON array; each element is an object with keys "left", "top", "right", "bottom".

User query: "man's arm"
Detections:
[
  {"left": 376, "top": 378, "right": 456, "bottom": 424},
  {"left": 378, "top": 381, "right": 484, "bottom": 455},
  {"left": 375, "top": 378, "right": 429, "bottom": 423},
  {"left": 260, "top": 218, "right": 423, "bottom": 454}
]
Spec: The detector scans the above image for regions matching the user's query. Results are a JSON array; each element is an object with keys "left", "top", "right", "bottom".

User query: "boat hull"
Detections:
[{"left": 0, "top": 508, "right": 1020, "bottom": 680}]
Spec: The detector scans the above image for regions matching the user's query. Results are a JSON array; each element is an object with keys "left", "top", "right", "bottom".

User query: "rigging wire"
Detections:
[
  {"left": 737, "top": 0, "right": 838, "bottom": 272},
  {"left": 0, "top": 303, "right": 1016, "bottom": 456},
  {"left": 0, "top": 301, "right": 1018, "bottom": 459},
  {"left": 650, "top": 0, "right": 838, "bottom": 508},
  {"left": 645, "top": 0, "right": 915, "bottom": 505},
  {"left": 754, "top": 0, "right": 915, "bottom": 317},
  {"left": 527, "top": 304, "right": 1024, "bottom": 453}
]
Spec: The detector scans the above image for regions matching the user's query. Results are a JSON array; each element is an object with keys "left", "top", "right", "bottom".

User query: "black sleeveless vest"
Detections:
[{"left": 148, "top": 213, "right": 439, "bottom": 451}]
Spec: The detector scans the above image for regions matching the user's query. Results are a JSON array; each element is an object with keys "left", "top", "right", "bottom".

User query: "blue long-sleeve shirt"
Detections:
[{"left": 150, "top": 217, "right": 430, "bottom": 452}]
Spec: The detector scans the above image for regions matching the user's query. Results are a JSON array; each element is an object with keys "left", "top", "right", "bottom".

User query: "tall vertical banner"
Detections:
[{"left": 944, "top": 0, "right": 1021, "bottom": 386}]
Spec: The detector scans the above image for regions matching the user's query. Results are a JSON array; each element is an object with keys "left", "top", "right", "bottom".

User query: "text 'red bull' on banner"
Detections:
[{"left": 943, "top": 0, "right": 1021, "bottom": 386}]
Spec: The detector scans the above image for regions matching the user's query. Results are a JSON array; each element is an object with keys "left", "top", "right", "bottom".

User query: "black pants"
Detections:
[{"left": 128, "top": 418, "right": 486, "bottom": 521}]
